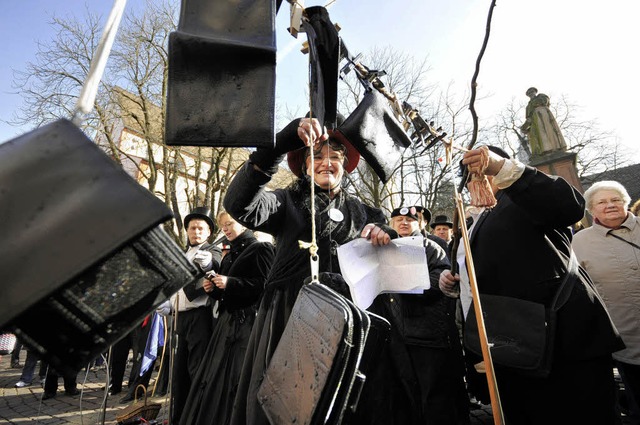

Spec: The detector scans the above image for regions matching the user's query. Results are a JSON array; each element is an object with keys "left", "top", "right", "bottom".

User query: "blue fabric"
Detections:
[{"left": 140, "top": 313, "right": 165, "bottom": 376}]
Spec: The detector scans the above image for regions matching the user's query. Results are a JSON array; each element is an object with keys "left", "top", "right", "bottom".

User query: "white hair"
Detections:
[{"left": 583, "top": 180, "right": 631, "bottom": 213}]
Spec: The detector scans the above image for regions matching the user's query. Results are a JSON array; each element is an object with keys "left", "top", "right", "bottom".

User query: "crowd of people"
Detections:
[{"left": 6, "top": 114, "right": 638, "bottom": 425}]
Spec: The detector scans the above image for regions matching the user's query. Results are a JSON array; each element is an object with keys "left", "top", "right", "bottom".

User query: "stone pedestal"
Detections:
[
  {"left": 529, "top": 150, "right": 583, "bottom": 193},
  {"left": 529, "top": 150, "right": 589, "bottom": 228}
]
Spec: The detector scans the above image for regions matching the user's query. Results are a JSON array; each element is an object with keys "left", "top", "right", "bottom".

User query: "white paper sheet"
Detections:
[{"left": 337, "top": 236, "right": 430, "bottom": 309}]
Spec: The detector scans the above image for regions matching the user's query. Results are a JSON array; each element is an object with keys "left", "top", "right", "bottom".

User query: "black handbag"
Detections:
[
  {"left": 0, "top": 1, "right": 200, "bottom": 374},
  {"left": 164, "top": 0, "right": 278, "bottom": 148},
  {"left": 336, "top": 89, "right": 412, "bottom": 183},
  {"left": 464, "top": 250, "right": 578, "bottom": 378},
  {"left": 257, "top": 282, "right": 390, "bottom": 425},
  {"left": 0, "top": 119, "right": 200, "bottom": 375}
]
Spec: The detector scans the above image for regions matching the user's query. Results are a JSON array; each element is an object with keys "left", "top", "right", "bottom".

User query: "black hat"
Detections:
[
  {"left": 413, "top": 205, "right": 432, "bottom": 224},
  {"left": 183, "top": 206, "right": 214, "bottom": 231},
  {"left": 430, "top": 214, "right": 453, "bottom": 229},
  {"left": 391, "top": 206, "right": 419, "bottom": 221}
]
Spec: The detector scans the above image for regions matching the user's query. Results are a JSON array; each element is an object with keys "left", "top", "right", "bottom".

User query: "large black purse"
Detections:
[
  {"left": 0, "top": 0, "right": 198, "bottom": 376},
  {"left": 257, "top": 282, "right": 390, "bottom": 425},
  {"left": 464, "top": 250, "right": 578, "bottom": 378},
  {"left": 0, "top": 119, "right": 200, "bottom": 375}
]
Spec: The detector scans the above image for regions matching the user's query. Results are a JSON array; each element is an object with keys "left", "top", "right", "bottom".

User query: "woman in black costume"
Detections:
[{"left": 179, "top": 211, "right": 274, "bottom": 425}]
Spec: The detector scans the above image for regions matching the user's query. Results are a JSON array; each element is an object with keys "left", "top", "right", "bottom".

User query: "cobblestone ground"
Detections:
[
  {"left": 0, "top": 349, "right": 170, "bottom": 425},
  {"left": 1, "top": 347, "right": 499, "bottom": 424}
]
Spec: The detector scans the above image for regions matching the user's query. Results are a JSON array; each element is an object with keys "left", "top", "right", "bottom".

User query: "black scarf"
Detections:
[
  {"left": 221, "top": 230, "right": 257, "bottom": 274},
  {"left": 288, "top": 176, "right": 368, "bottom": 245}
]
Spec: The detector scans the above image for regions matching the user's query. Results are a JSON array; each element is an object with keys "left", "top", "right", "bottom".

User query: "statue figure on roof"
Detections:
[{"left": 520, "top": 87, "right": 567, "bottom": 156}]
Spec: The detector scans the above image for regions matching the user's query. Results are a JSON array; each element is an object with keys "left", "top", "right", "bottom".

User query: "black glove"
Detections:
[
  {"left": 250, "top": 118, "right": 303, "bottom": 176},
  {"left": 372, "top": 222, "right": 399, "bottom": 240}
]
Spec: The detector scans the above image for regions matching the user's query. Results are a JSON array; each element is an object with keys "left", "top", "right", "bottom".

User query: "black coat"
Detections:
[
  {"left": 224, "top": 161, "right": 386, "bottom": 425},
  {"left": 179, "top": 230, "right": 274, "bottom": 425},
  {"left": 464, "top": 165, "right": 624, "bottom": 424},
  {"left": 468, "top": 166, "right": 622, "bottom": 360},
  {"left": 358, "top": 234, "right": 469, "bottom": 424}
]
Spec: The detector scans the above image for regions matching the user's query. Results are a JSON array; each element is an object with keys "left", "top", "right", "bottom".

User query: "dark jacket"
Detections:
[
  {"left": 370, "top": 233, "right": 454, "bottom": 347},
  {"left": 469, "top": 165, "right": 623, "bottom": 360},
  {"left": 180, "top": 230, "right": 274, "bottom": 425},
  {"left": 224, "top": 140, "right": 385, "bottom": 425},
  {"left": 207, "top": 230, "right": 275, "bottom": 312}
]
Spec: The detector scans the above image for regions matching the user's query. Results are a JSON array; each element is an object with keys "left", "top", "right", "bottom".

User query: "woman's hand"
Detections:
[
  {"left": 439, "top": 269, "right": 461, "bottom": 298},
  {"left": 203, "top": 278, "right": 214, "bottom": 293},
  {"left": 297, "top": 118, "right": 329, "bottom": 148},
  {"left": 209, "top": 274, "right": 228, "bottom": 290},
  {"left": 360, "top": 223, "right": 391, "bottom": 246}
]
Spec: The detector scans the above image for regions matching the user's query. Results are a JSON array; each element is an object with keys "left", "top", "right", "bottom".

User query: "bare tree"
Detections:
[
  {"left": 10, "top": 7, "right": 106, "bottom": 129},
  {"left": 9, "top": 0, "right": 255, "bottom": 244}
]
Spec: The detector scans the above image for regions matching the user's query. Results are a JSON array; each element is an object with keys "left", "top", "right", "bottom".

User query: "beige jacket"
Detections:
[{"left": 573, "top": 213, "right": 640, "bottom": 364}]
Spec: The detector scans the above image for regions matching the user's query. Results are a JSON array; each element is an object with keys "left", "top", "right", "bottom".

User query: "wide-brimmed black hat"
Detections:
[
  {"left": 413, "top": 205, "right": 432, "bottom": 224},
  {"left": 183, "top": 206, "right": 214, "bottom": 231},
  {"left": 430, "top": 214, "right": 453, "bottom": 229},
  {"left": 390, "top": 206, "right": 419, "bottom": 221}
]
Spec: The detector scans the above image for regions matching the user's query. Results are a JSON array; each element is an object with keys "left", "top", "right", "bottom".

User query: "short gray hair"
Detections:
[{"left": 583, "top": 180, "right": 631, "bottom": 213}]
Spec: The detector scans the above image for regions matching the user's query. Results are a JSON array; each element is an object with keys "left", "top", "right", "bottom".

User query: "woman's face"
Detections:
[
  {"left": 218, "top": 214, "right": 245, "bottom": 242},
  {"left": 591, "top": 189, "right": 628, "bottom": 228},
  {"left": 305, "top": 143, "right": 345, "bottom": 192},
  {"left": 391, "top": 215, "right": 419, "bottom": 237}
]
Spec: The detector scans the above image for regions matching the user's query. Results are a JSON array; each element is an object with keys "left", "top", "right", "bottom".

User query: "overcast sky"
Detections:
[{"left": 2, "top": 0, "right": 638, "bottom": 162}]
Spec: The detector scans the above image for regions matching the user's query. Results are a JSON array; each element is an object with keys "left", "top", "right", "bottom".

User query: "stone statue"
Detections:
[{"left": 520, "top": 87, "right": 567, "bottom": 156}]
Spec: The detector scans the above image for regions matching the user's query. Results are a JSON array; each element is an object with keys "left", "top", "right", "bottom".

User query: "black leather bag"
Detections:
[
  {"left": 464, "top": 294, "right": 551, "bottom": 376},
  {"left": 257, "top": 282, "right": 389, "bottom": 425},
  {"left": 0, "top": 119, "right": 199, "bottom": 374},
  {"left": 464, "top": 251, "right": 578, "bottom": 378},
  {"left": 301, "top": 6, "right": 340, "bottom": 129},
  {"left": 336, "top": 89, "right": 412, "bottom": 183},
  {"left": 164, "top": 0, "right": 278, "bottom": 147}
]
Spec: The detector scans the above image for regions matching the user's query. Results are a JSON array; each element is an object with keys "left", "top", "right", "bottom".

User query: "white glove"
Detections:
[
  {"left": 156, "top": 300, "right": 171, "bottom": 316},
  {"left": 193, "top": 250, "right": 213, "bottom": 270}
]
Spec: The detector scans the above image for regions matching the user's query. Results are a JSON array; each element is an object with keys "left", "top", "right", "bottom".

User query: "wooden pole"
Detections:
[{"left": 452, "top": 192, "right": 504, "bottom": 425}]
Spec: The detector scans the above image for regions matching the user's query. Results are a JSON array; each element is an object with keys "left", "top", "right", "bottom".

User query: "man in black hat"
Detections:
[
  {"left": 156, "top": 206, "right": 222, "bottom": 423},
  {"left": 430, "top": 214, "right": 453, "bottom": 244},
  {"left": 414, "top": 206, "right": 450, "bottom": 256}
]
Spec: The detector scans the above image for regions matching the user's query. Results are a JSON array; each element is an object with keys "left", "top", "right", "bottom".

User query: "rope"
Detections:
[
  {"left": 295, "top": 7, "right": 321, "bottom": 284},
  {"left": 298, "top": 108, "right": 320, "bottom": 283}
]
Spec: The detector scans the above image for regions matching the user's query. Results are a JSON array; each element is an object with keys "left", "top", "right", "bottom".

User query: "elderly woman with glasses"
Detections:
[
  {"left": 573, "top": 180, "right": 640, "bottom": 424},
  {"left": 223, "top": 116, "right": 391, "bottom": 425}
]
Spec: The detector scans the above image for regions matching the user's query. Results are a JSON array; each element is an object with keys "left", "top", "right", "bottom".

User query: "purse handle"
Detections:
[
  {"left": 72, "top": 0, "right": 127, "bottom": 125},
  {"left": 544, "top": 233, "right": 579, "bottom": 312},
  {"left": 134, "top": 384, "right": 149, "bottom": 405},
  {"left": 608, "top": 232, "right": 640, "bottom": 250}
]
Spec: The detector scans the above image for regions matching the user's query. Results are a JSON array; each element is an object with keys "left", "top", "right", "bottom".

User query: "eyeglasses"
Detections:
[{"left": 595, "top": 198, "right": 624, "bottom": 207}]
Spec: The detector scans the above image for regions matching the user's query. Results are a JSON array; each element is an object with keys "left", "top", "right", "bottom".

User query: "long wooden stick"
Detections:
[{"left": 453, "top": 192, "right": 504, "bottom": 425}]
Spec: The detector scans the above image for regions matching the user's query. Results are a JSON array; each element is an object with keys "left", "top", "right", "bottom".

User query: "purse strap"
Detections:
[
  {"left": 72, "top": 0, "right": 127, "bottom": 124},
  {"left": 608, "top": 232, "right": 640, "bottom": 250},
  {"left": 544, "top": 233, "right": 579, "bottom": 312}
]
